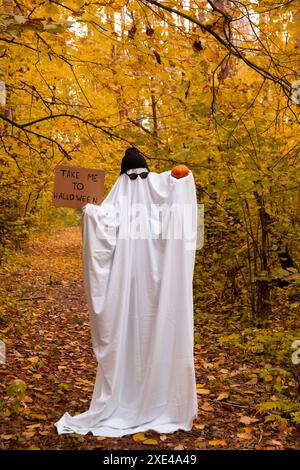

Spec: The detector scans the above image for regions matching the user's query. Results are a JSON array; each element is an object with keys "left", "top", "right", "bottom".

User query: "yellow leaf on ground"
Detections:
[
  {"left": 243, "top": 426, "right": 254, "bottom": 434},
  {"left": 96, "top": 436, "right": 107, "bottom": 441},
  {"left": 196, "top": 442, "right": 207, "bottom": 449},
  {"left": 197, "top": 388, "right": 211, "bottom": 395},
  {"left": 132, "top": 432, "right": 146, "bottom": 442},
  {"left": 28, "top": 356, "right": 39, "bottom": 363},
  {"left": 208, "top": 439, "right": 227, "bottom": 447},
  {"left": 216, "top": 392, "right": 229, "bottom": 401},
  {"left": 143, "top": 439, "right": 158, "bottom": 445},
  {"left": 33, "top": 373, "right": 42, "bottom": 379},
  {"left": 27, "top": 445, "right": 41, "bottom": 450},
  {"left": 29, "top": 413, "right": 47, "bottom": 420},
  {"left": 26, "top": 424, "right": 41, "bottom": 430},
  {"left": 201, "top": 402, "right": 213, "bottom": 411},
  {"left": 264, "top": 374, "right": 273, "bottom": 382}
]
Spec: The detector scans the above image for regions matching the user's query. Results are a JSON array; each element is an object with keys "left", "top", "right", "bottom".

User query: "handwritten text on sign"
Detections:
[{"left": 53, "top": 165, "right": 106, "bottom": 208}]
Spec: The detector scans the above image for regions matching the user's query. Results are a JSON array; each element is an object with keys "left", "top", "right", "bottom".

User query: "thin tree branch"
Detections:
[{"left": 142, "top": 0, "right": 291, "bottom": 93}]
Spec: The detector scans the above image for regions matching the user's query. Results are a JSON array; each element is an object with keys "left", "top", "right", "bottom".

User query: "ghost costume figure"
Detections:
[{"left": 55, "top": 147, "right": 198, "bottom": 437}]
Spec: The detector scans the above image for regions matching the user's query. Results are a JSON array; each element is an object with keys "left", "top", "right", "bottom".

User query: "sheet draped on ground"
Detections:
[{"left": 55, "top": 169, "right": 198, "bottom": 437}]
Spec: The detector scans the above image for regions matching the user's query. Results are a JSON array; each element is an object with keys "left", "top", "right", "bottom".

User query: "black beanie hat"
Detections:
[{"left": 120, "top": 147, "right": 150, "bottom": 175}]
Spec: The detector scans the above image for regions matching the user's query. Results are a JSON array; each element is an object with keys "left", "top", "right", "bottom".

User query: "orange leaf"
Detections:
[
  {"left": 132, "top": 432, "right": 146, "bottom": 442},
  {"left": 239, "top": 416, "right": 259, "bottom": 425},
  {"left": 201, "top": 401, "right": 213, "bottom": 411},
  {"left": 216, "top": 392, "right": 229, "bottom": 401},
  {"left": 208, "top": 439, "right": 227, "bottom": 447},
  {"left": 237, "top": 433, "right": 252, "bottom": 440},
  {"left": 22, "top": 431, "right": 36, "bottom": 438}
]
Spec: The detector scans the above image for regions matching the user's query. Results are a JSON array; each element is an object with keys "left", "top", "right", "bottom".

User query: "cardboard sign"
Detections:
[{"left": 53, "top": 165, "right": 106, "bottom": 208}]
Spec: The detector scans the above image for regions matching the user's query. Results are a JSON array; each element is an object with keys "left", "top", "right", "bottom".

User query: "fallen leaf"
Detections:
[
  {"left": 269, "top": 440, "right": 283, "bottom": 446},
  {"left": 143, "top": 439, "right": 158, "bottom": 445},
  {"left": 29, "top": 413, "right": 47, "bottom": 421},
  {"left": 23, "top": 395, "right": 33, "bottom": 403},
  {"left": 208, "top": 439, "right": 227, "bottom": 447},
  {"left": 278, "top": 422, "right": 288, "bottom": 433},
  {"left": 264, "top": 374, "right": 273, "bottom": 382},
  {"left": 201, "top": 402, "right": 213, "bottom": 411},
  {"left": 174, "top": 444, "right": 185, "bottom": 450},
  {"left": 28, "top": 356, "right": 39, "bottom": 363},
  {"left": 33, "top": 374, "right": 42, "bottom": 380},
  {"left": 194, "top": 423, "right": 205, "bottom": 430},
  {"left": 196, "top": 442, "right": 207, "bottom": 449},
  {"left": 96, "top": 436, "right": 107, "bottom": 441},
  {"left": 216, "top": 392, "right": 229, "bottom": 401},
  {"left": 132, "top": 432, "right": 146, "bottom": 442},
  {"left": 39, "top": 430, "right": 51, "bottom": 436},
  {"left": 203, "top": 362, "right": 214, "bottom": 369},
  {"left": 239, "top": 416, "right": 259, "bottom": 425},
  {"left": 0, "top": 434, "right": 14, "bottom": 440},
  {"left": 26, "top": 424, "right": 41, "bottom": 430},
  {"left": 237, "top": 433, "right": 252, "bottom": 440},
  {"left": 197, "top": 388, "right": 211, "bottom": 395},
  {"left": 22, "top": 431, "right": 36, "bottom": 439},
  {"left": 245, "top": 377, "right": 258, "bottom": 385},
  {"left": 243, "top": 426, "right": 254, "bottom": 434}
]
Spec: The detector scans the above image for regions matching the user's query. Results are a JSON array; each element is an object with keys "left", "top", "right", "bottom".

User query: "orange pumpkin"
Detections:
[{"left": 171, "top": 164, "right": 190, "bottom": 179}]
